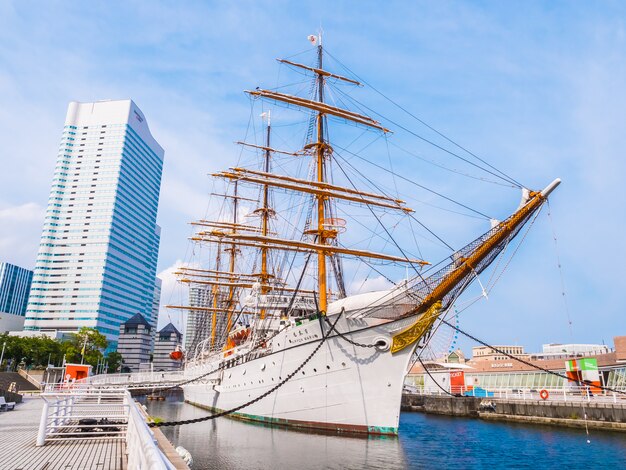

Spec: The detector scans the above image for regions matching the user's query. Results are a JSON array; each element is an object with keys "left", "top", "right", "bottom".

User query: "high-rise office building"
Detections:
[
  {"left": 184, "top": 285, "right": 229, "bottom": 356},
  {"left": 184, "top": 285, "right": 211, "bottom": 355},
  {"left": 0, "top": 262, "right": 33, "bottom": 316},
  {"left": 24, "top": 100, "right": 164, "bottom": 346},
  {"left": 150, "top": 276, "right": 162, "bottom": 348}
]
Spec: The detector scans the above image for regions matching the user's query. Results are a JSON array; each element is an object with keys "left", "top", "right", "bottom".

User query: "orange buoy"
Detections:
[
  {"left": 229, "top": 326, "right": 250, "bottom": 346},
  {"left": 169, "top": 346, "right": 184, "bottom": 361},
  {"left": 539, "top": 389, "right": 549, "bottom": 400}
]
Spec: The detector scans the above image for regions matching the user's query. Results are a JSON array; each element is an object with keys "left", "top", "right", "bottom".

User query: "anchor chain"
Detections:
[
  {"left": 323, "top": 315, "right": 377, "bottom": 349},
  {"left": 149, "top": 311, "right": 343, "bottom": 427}
]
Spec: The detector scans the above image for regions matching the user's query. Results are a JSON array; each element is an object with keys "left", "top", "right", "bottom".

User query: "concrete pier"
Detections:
[{"left": 401, "top": 393, "right": 626, "bottom": 431}]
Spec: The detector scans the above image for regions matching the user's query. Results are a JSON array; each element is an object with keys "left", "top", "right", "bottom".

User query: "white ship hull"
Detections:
[{"left": 182, "top": 313, "right": 418, "bottom": 434}]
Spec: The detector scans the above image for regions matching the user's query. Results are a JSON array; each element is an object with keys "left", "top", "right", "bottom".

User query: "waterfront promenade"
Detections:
[{"left": 0, "top": 397, "right": 126, "bottom": 469}]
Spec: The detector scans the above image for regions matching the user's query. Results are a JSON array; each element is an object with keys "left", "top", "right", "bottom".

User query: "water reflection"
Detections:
[
  {"left": 145, "top": 394, "right": 407, "bottom": 470},
  {"left": 144, "top": 393, "right": 626, "bottom": 469}
]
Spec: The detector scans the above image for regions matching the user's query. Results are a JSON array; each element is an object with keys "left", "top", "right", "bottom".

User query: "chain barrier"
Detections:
[
  {"left": 440, "top": 318, "right": 626, "bottom": 397},
  {"left": 149, "top": 311, "right": 343, "bottom": 427},
  {"left": 323, "top": 316, "right": 377, "bottom": 349}
]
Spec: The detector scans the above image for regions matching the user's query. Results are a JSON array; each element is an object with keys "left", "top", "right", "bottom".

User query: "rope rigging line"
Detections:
[
  {"left": 439, "top": 318, "right": 626, "bottom": 397},
  {"left": 333, "top": 150, "right": 457, "bottom": 251},
  {"left": 323, "top": 49, "right": 524, "bottom": 189},
  {"left": 329, "top": 83, "right": 521, "bottom": 189},
  {"left": 149, "top": 310, "right": 344, "bottom": 428},
  {"left": 333, "top": 143, "right": 492, "bottom": 220},
  {"left": 547, "top": 200, "right": 574, "bottom": 336},
  {"left": 417, "top": 355, "right": 457, "bottom": 397},
  {"left": 385, "top": 139, "right": 517, "bottom": 188},
  {"left": 333, "top": 158, "right": 426, "bottom": 279}
]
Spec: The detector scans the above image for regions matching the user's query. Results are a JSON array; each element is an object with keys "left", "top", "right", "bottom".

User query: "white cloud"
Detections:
[
  {"left": 0, "top": 1, "right": 625, "bottom": 354},
  {"left": 348, "top": 275, "right": 393, "bottom": 295},
  {"left": 155, "top": 259, "right": 202, "bottom": 333}
]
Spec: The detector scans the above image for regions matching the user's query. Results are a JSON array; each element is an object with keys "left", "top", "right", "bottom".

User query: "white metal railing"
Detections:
[
  {"left": 37, "top": 387, "right": 129, "bottom": 445},
  {"left": 37, "top": 387, "right": 177, "bottom": 469},
  {"left": 408, "top": 384, "right": 626, "bottom": 403},
  {"left": 82, "top": 371, "right": 187, "bottom": 389},
  {"left": 126, "top": 394, "right": 176, "bottom": 470},
  {"left": 18, "top": 368, "right": 43, "bottom": 389}
]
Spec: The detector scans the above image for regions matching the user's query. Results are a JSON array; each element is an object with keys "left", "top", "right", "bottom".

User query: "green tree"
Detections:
[
  {"left": 105, "top": 351, "right": 123, "bottom": 373},
  {"left": 61, "top": 327, "right": 108, "bottom": 368},
  {"left": 0, "top": 334, "right": 65, "bottom": 370}
]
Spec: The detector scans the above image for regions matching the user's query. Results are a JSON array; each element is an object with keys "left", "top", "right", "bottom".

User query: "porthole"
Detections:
[
  {"left": 373, "top": 336, "right": 391, "bottom": 352},
  {"left": 342, "top": 362, "right": 346, "bottom": 367},
  {"left": 313, "top": 368, "right": 317, "bottom": 372},
  {"left": 326, "top": 365, "right": 330, "bottom": 370}
]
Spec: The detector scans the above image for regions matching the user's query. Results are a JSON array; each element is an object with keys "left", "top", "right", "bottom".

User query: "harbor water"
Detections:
[{"left": 145, "top": 395, "right": 626, "bottom": 469}]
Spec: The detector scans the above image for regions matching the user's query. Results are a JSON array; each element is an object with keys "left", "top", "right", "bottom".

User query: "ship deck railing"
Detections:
[{"left": 37, "top": 386, "right": 178, "bottom": 469}]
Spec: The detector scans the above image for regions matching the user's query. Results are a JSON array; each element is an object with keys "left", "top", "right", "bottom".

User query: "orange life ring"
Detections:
[{"left": 540, "top": 389, "right": 549, "bottom": 400}]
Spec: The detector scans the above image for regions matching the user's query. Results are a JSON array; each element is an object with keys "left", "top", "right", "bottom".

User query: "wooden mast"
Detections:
[
  {"left": 209, "top": 241, "right": 222, "bottom": 348},
  {"left": 315, "top": 40, "right": 329, "bottom": 314},
  {"left": 223, "top": 181, "right": 239, "bottom": 339},
  {"left": 259, "top": 112, "right": 271, "bottom": 319}
]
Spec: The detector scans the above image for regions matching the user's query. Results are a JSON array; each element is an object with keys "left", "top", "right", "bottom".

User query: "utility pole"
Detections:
[{"left": 0, "top": 342, "right": 5, "bottom": 371}]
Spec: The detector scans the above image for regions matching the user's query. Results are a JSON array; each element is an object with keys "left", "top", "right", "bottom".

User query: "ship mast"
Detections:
[
  {"left": 209, "top": 242, "right": 222, "bottom": 348},
  {"left": 315, "top": 40, "right": 328, "bottom": 313},
  {"left": 259, "top": 112, "right": 272, "bottom": 319},
  {"left": 223, "top": 181, "right": 239, "bottom": 337},
  {"left": 236, "top": 35, "right": 428, "bottom": 314}
]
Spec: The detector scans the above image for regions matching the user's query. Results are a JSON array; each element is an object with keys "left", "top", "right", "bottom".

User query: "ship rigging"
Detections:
[{"left": 164, "top": 34, "right": 560, "bottom": 434}]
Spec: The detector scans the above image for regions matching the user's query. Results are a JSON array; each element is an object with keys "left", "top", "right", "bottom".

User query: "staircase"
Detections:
[{"left": 0, "top": 372, "right": 40, "bottom": 393}]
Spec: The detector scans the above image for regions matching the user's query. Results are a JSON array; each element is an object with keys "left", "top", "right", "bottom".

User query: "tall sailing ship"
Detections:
[{"left": 171, "top": 35, "right": 560, "bottom": 434}]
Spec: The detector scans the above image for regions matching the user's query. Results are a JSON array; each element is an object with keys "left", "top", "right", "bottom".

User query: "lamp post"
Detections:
[{"left": 0, "top": 341, "right": 5, "bottom": 370}]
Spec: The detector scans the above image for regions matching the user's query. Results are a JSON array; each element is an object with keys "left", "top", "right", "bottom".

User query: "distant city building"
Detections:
[
  {"left": 153, "top": 323, "right": 183, "bottom": 371},
  {"left": 184, "top": 285, "right": 228, "bottom": 357},
  {"left": 0, "top": 262, "right": 33, "bottom": 316},
  {"left": 472, "top": 345, "right": 528, "bottom": 361},
  {"left": 535, "top": 343, "right": 610, "bottom": 359},
  {"left": 408, "top": 336, "right": 626, "bottom": 394},
  {"left": 117, "top": 313, "right": 153, "bottom": 373},
  {"left": 24, "top": 100, "right": 164, "bottom": 347}
]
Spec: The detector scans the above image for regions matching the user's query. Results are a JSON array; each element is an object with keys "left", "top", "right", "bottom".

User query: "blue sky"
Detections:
[{"left": 0, "top": 1, "right": 624, "bottom": 354}]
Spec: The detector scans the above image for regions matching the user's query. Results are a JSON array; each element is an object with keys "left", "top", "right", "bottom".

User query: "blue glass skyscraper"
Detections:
[
  {"left": 24, "top": 100, "right": 164, "bottom": 346},
  {"left": 0, "top": 262, "right": 33, "bottom": 316}
]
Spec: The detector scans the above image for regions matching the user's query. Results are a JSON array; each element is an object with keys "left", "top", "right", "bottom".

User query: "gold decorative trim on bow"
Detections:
[{"left": 391, "top": 301, "right": 443, "bottom": 354}]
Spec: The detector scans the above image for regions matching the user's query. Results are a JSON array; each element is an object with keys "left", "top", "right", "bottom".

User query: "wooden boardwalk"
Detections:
[{"left": 0, "top": 397, "right": 127, "bottom": 470}]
